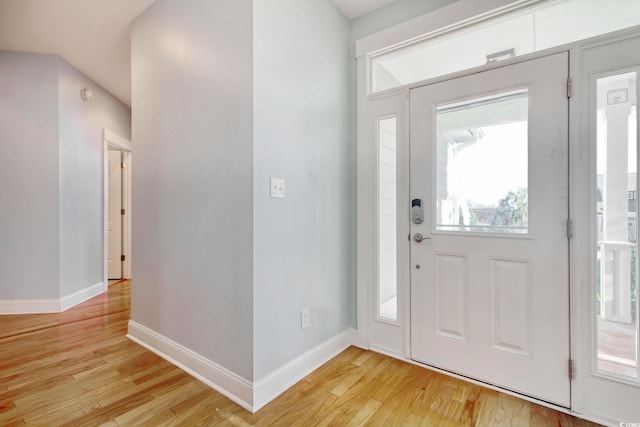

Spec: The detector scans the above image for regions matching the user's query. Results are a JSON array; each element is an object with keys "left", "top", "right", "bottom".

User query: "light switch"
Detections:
[{"left": 270, "top": 177, "right": 285, "bottom": 199}]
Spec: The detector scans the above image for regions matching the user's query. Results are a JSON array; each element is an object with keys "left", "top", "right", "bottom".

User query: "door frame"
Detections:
[
  {"left": 356, "top": 13, "right": 640, "bottom": 424},
  {"left": 102, "top": 129, "right": 132, "bottom": 290},
  {"left": 357, "top": 45, "right": 578, "bottom": 349},
  {"left": 356, "top": 90, "right": 411, "bottom": 357}
]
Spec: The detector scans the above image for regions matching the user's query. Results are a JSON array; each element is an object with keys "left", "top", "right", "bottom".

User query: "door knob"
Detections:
[{"left": 413, "top": 233, "right": 429, "bottom": 243}]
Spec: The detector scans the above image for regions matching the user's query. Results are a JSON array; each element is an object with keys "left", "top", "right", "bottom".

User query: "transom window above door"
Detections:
[{"left": 370, "top": 0, "right": 640, "bottom": 93}]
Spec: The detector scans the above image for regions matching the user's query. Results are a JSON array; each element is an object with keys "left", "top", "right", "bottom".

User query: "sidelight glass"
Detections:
[
  {"left": 595, "top": 71, "right": 639, "bottom": 379},
  {"left": 435, "top": 89, "right": 529, "bottom": 234},
  {"left": 378, "top": 117, "right": 398, "bottom": 322}
]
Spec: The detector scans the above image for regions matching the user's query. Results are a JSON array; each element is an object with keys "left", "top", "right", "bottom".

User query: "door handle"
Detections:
[{"left": 413, "top": 233, "right": 430, "bottom": 243}]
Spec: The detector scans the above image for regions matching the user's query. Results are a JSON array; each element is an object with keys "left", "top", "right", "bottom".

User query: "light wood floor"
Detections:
[{"left": 0, "top": 281, "right": 599, "bottom": 426}]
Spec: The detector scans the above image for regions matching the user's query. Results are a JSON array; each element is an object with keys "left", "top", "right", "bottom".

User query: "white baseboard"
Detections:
[
  {"left": 252, "top": 328, "right": 356, "bottom": 412},
  {"left": 127, "top": 320, "right": 254, "bottom": 411},
  {"left": 369, "top": 343, "right": 406, "bottom": 360},
  {"left": 0, "top": 298, "right": 60, "bottom": 314},
  {"left": 0, "top": 282, "right": 105, "bottom": 315},
  {"left": 127, "top": 321, "right": 357, "bottom": 413},
  {"left": 574, "top": 408, "right": 621, "bottom": 427},
  {"left": 60, "top": 282, "right": 104, "bottom": 312}
]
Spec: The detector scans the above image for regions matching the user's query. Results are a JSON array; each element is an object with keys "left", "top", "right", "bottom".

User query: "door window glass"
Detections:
[
  {"left": 596, "top": 71, "right": 639, "bottom": 379},
  {"left": 435, "top": 89, "right": 528, "bottom": 234}
]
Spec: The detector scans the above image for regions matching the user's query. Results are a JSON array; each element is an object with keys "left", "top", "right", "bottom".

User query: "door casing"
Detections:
[{"left": 102, "top": 129, "right": 132, "bottom": 289}]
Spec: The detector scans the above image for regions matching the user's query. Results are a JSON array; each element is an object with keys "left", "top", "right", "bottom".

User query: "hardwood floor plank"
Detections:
[
  {"left": 0, "top": 418, "right": 26, "bottom": 427},
  {"left": 457, "top": 382, "right": 484, "bottom": 426},
  {"left": 160, "top": 394, "right": 229, "bottom": 427},
  {"left": 113, "top": 380, "right": 201, "bottom": 425},
  {"left": 345, "top": 398, "right": 382, "bottom": 426},
  {"left": 257, "top": 387, "right": 340, "bottom": 427},
  {"left": 401, "top": 411, "right": 426, "bottom": 426},
  {"left": 0, "top": 280, "right": 601, "bottom": 426},
  {"left": 59, "top": 391, "right": 155, "bottom": 427},
  {"left": 96, "top": 370, "right": 190, "bottom": 408}
]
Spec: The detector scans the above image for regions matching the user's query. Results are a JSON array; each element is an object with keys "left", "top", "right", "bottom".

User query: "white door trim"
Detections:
[
  {"left": 355, "top": 0, "right": 546, "bottom": 59},
  {"left": 102, "top": 129, "right": 132, "bottom": 290}
]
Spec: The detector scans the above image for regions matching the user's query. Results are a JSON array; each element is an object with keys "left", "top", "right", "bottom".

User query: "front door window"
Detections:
[{"left": 436, "top": 90, "right": 529, "bottom": 234}]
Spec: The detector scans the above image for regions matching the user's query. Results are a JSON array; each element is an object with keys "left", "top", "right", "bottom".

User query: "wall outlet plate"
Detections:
[
  {"left": 301, "top": 308, "right": 310, "bottom": 329},
  {"left": 270, "top": 177, "right": 285, "bottom": 199}
]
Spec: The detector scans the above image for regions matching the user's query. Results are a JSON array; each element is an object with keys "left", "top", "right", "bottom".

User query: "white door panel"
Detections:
[
  {"left": 410, "top": 52, "right": 570, "bottom": 406},
  {"left": 108, "top": 150, "right": 122, "bottom": 280}
]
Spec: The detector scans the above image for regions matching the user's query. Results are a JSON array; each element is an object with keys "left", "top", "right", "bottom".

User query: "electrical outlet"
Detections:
[
  {"left": 301, "top": 308, "right": 310, "bottom": 329},
  {"left": 270, "top": 177, "right": 285, "bottom": 199}
]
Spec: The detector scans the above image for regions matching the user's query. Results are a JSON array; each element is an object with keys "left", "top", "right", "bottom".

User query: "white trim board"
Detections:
[
  {"left": 103, "top": 128, "right": 132, "bottom": 152},
  {"left": 355, "top": 0, "right": 546, "bottom": 57},
  {"left": 253, "top": 328, "right": 356, "bottom": 412},
  {"left": 0, "top": 282, "right": 104, "bottom": 314},
  {"left": 0, "top": 299, "right": 60, "bottom": 315},
  {"left": 127, "top": 321, "right": 356, "bottom": 413},
  {"left": 127, "top": 321, "right": 254, "bottom": 411},
  {"left": 60, "top": 282, "right": 104, "bottom": 312}
]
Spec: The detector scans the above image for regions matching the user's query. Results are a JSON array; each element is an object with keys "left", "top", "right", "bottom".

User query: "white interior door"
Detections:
[
  {"left": 108, "top": 149, "right": 122, "bottom": 280},
  {"left": 410, "top": 52, "right": 570, "bottom": 407}
]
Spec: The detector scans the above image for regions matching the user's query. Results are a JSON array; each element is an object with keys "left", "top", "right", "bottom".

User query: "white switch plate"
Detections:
[
  {"left": 270, "top": 177, "right": 285, "bottom": 199},
  {"left": 301, "top": 308, "right": 310, "bottom": 329}
]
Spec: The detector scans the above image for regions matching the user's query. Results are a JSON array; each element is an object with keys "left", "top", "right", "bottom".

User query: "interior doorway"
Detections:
[
  {"left": 108, "top": 149, "right": 123, "bottom": 280},
  {"left": 102, "top": 129, "right": 132, "bottom": 290}
]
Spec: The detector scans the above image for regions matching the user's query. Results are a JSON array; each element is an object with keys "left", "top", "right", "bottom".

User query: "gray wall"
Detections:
[
  {"left": 0, "top": 51, "right": 60, "bottom": 300},
  {"left": 131, "top": 0, "right": 354, "bottom": 382},
  {"left": 130, "top": 0, "right": 255, "bottom": 380},
  {"left": 351, "top": 0, "right": 458, "bottom": 41},
  {"left": 58, "top": 58, "right": 131, "bottom": 298},
  {"left": 252, "top": 0, "right": 354, "bottom": 380},
  {"left": 0, "top": 50, "right": 131, "bottom": 303}
]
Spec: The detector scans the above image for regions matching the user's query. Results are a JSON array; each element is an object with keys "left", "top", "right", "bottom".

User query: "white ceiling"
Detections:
[
  {"left": 0, "top": 0, "right": 156, "bottom": 106},
  {"left": 332, "top": 0, "right": 399, "bottom": 19},
  {"left": 0, "top": 0, "right": 394, "bottom": 107}
]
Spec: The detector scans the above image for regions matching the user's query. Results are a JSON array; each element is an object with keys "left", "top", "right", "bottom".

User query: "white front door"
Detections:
[
  {"left": 409, "top": 52, "right": 570, "bottom": 407},
  {"left": 108, "top": 150, "right": 122, "bottom": 280}
]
